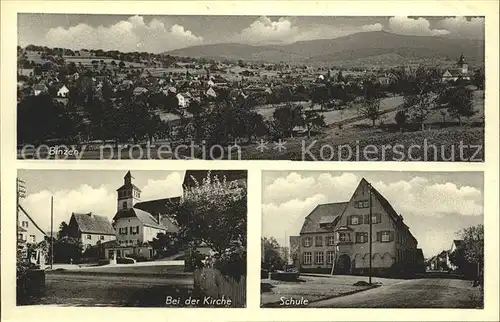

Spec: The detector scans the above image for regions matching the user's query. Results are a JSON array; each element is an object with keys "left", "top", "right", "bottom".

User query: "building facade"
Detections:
[
  {"left": 66, "top": 212, "right": 117, "bottom": 249},
  {"left": 441, "top": 53, "right": 470, "bottom": 82},
  {"left": 293, "top": 178, "right": 423, "bottom": 276},
  {"left": 104, "top": 171, "right": 180, "bottom": 260}
]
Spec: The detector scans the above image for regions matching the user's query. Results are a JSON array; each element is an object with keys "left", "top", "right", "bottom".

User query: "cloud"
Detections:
[
  {"left": 388, "top": 16, "right": 450, "bottom": 36},
  {"left": 42, "top": 15, "right": 203, "bottom": 53},
  {"left": 262, "top": 194, "right": 328, "bottom": 245},
  {"left": 141, "top": 171, "right": 184, "bottom": 201},
  {"left": 21, "top": 172, "right": 185, "bottom": 232},
  {"left": 263, "top": 172, "right": 358, "bottom": 204},
  {"left": 436, "top": 16, "right": 484, "bottom": 39},
  {"left": 233, "top": 16, "right": 383, "bottom": 44}
]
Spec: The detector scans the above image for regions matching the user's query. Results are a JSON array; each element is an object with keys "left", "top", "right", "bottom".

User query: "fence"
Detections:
[{"left": 193, "top": 267, "right": 246, "bottom": 307}]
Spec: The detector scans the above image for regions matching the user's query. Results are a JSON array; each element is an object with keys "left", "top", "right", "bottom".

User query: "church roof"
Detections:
[
  {"left": 113, "top": 208, "right": 168, "bottom": 230},
  {"left": 116, "top": 183, "right": 142, "bottom": 192},
  {"left": 71, "top": 212, "right": 116, "bottom": 235},
  {"left": 134, "top": 197, "right": 181, "bottom": 214}
]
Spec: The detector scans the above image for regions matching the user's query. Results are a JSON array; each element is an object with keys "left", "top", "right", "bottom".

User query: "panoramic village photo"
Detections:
[
  {"left": 17, "top": 15, "right": 484, "bottom": 161},
  {"left": 260, "top": 171, "right": 484, "bottom": 308},
  {"left": 16, "top": 169, "right": 247, "bottom": 307}
]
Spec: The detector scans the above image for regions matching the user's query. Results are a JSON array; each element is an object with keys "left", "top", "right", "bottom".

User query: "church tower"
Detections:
[
  {"left": 457, "top": 53, "right": 468, "bottom": 74},
  {"left": 116, "top": 171, "right": 141, "bottom": 211}
]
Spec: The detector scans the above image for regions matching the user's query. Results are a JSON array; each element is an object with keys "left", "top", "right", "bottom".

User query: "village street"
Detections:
[
  {"left": 308, "top": 276, "right": 483, "bottom": 308},
  {"left": 24, "top": 262, "right": 195, "bottom": 307}
]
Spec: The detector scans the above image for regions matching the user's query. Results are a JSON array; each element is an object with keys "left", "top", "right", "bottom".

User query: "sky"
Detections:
[
  {"left": 261, "top": 171, "right": 484, "bottom": 258},
  {"left": 18, "top": 169, "right": 185, "bottom": 234},
  {"left": 17, "top": 15, "right": 485, "bottom": 53}
]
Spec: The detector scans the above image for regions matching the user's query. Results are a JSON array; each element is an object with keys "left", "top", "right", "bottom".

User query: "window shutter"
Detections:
[
  {"left": 376, "top": 231, "right": 381, "bottom": 242},
  {"left": 389, "top": 231, "right": 394, "bottom": 242},
  {"left": 136, "top": 225, "right": 139, "bottom": 235},
  {"left": 302, "top": 237, "right": 306, "bottom": 247},
  {"left": 377, "top": 213, "right": 382, "bottom": 223}
]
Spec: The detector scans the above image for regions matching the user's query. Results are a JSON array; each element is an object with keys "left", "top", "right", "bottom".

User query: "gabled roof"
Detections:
[
  {"left": 113, "top": 208, "right": 167, "bottom": 230},
  {"left": 18, "top": 205, "right": 47, "bottom": 237},
  {"left": 134, "top": 197, "right": 181, "bottom": 214},
  {"left": 300, "top": 202, "right": 348, "bottom": 234},
  {"left": 72, "top": 212, "right": 116, "bottom": 235}
]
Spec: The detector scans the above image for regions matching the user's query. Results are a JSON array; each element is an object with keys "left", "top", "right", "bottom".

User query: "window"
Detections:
[
  {"left": 100, "top": 235, "right": 104, "bottom": 240},
  {"left": 382, "top": 231, "right": 390, "bottom": 242},
  {"left": 29, "top": 235, "right": 36, "bottom": 243},
  {"left": 315, "top": 252, "right": 324, "bottom": 264},
  {"left": 327, "top": 251, "right": 335, "bottom": 264},
  {"left": 303, "top": 237, "right": 312, "bottom": 247},
  {"left": 87, "top": 234, "right": 92, "bottom": 240},
  {"left": 377, "top": 231, "right": 393, "bottom": 243},
  {"left": 122, "top": 201, "right": 127, "bottom": 209},
  {"left": 315, "top": 236, "right": 323, "bottom": 247},
  {"left": 327, "top": 235, "right": 335, "bottom": 246},
  {"left": 356, "top": 232, "right": 368, "bottom": 243},
  {"left": 349, "top": 215, "right": 361, "bottom": 225},
  {"left": 372, "top": 213, "right": 381, "bottom": 224},
  {"left": 22, "top": 221, "right": 29, "bottom": 228},
  {"left": 303, "top": 252, "right": 312, "bottom": 264},
  {"left": 338, "top": 232, "right": 351, "bottom": 242},
  {"left": 355, "top": 200, "right": 369, "bottom": 208}
]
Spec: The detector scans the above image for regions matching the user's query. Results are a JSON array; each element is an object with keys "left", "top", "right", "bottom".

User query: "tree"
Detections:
[
  {"left": 170, "top": 172, "right": 247, "bottom": 280},
  {"left": 472, "top": 68, "right": 485, "bottom": 90},
  {"left": 359, "top": 98, "right": 381, "bottom": 127},
  {"left": 261, "top": 237, "right": 286, "bottom": 271},
  {"left": 118, "top": 61, "right": 126, "bottom": 68},
  {"left": 395, "top": 110, "right": 407, "bottom": 131},
  {"left": 303, "top": 109, "right": 326, "bottom": 138},
  {"left": 458, "top": 225, "right": 484, "bottom": 286},
  {"left": 272, "top": 103, "right": 304, "bottom": 138},
  {"left": 57, "top": 221, "right": 72, "bottom": 239},
  {"left": 446, "top": 85, "right": 476, "bottom": 126},
  {"left": 401, "top": 67, "right": 437, "bottom": 131}
]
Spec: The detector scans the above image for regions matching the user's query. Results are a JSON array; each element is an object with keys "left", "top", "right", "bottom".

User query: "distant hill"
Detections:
[{"left": 167, "top": 31, "right": 484, "bottom": 66}]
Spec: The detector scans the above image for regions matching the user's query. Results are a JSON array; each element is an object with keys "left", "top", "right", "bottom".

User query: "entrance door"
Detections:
[{"left": 335, "top": 254, "right": 351, "bottom": 274}]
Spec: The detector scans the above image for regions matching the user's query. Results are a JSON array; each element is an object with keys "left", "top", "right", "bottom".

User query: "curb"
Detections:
[
  {"left": 261, "top": 284, "right": 381, "bottom": 308},
  {"left": 46, "top": 270, "right": 193, "bottom": 279}
]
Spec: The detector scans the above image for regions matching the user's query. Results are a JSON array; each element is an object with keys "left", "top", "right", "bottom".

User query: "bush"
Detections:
[
  {"left": 127, "top": 254, "right": 150, "bottom": 262},
  {"left": 117, "top": 257, "right": 136, "bottom": 264}
]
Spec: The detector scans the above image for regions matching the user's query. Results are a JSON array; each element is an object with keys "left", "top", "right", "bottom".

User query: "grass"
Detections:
[
  {"left": 237, "top": 126, "right": 484, "bottom": 161},
  {"left": 260, "top": 275, "right": 388, "bottom": 307}
]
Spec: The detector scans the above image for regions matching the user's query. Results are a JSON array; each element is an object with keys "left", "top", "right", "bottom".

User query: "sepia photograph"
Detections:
[
  {"left": 16, "top": 14, "right": 484, "bottom": 161},
  {"left": 260, "top": 171, "right": 484, "bottom": 308},
  {"left": 16, "top": 169, "right": 247, "bottom": 307}
]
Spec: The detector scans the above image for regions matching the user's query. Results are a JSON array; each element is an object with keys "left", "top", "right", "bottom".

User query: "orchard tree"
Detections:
[
  {"left": 272, "top": 103, "right": 304, "bottom": 138},
  {"left": 303, "top": 109, "right": 326, "bottom": 138},
  {"left": 401, "top": 67, "right": 437, "bottom": 131},
  {"left": 446, "top": 85, "right": 476, "bottom": 126}
]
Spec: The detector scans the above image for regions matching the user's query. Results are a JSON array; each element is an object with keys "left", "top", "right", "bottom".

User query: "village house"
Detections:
[
  {"left": 292, "top": 178, "right": 423, "bottom": 276},
  {"left": 17, "top": 205, "right": 47, "bottom": 246},
  {"left": 17, "top": 205, "right": 48, "bottom": 266},
  {"left": 57, "top": 85, "right": 70, "bottom": 97},
  {"left": 66, "top": 212, "right": 117, "bottom": 249},
  {"left": 441, "top": 53, "right": 470, "bottom": 82},
  {"left": 33, "top": 83, "right": 48, "bottom": 96}
]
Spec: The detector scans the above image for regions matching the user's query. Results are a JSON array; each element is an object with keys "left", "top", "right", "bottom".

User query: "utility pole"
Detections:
[
  {"left": 51, "top": 196, "right": 54, "bottom": 269},
  {"left": 368, "top": 182, "right": 373, "bottom": 285},
  {"left": 16, "top": 177, "right": 26, "bottom": 232}
]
